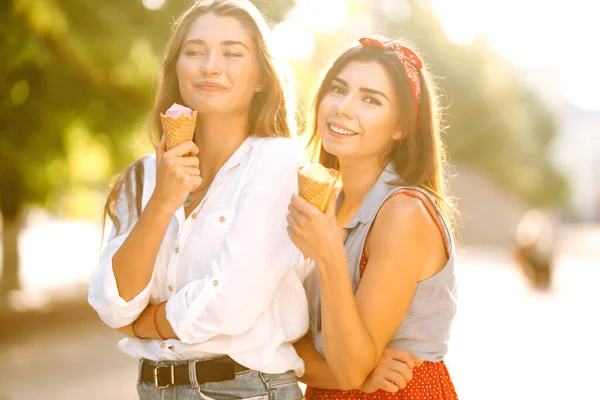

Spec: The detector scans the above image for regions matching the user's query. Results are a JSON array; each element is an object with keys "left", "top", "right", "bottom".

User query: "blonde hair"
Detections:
[{"left": 103, "top": 0, "right": 295, "bottom": 235}]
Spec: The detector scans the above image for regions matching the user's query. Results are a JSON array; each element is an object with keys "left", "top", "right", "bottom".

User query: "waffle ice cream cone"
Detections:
[
  {"left": 160, "top": 109, "right": 198, "bottom": 150},
  {"left": 298, "top": 163, "right": 339, "bottom": 211}
]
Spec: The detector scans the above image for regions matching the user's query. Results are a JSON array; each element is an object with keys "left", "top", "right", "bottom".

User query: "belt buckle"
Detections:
[{"left": 154, "top": 364, "right": 174, "bottom": 389}]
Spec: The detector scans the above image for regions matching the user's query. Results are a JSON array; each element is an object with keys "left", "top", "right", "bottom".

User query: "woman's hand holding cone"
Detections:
[
  {"left": 286, "top": 191, "right": 343, "bottom": 265},
  {"left": 151, "top": 136, "right": 202, "bottom": 215}
]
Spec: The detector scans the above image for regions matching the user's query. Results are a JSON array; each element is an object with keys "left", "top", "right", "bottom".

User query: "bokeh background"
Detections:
[{"left": 1, "top": 0, "right": 599, "bottom": 399}]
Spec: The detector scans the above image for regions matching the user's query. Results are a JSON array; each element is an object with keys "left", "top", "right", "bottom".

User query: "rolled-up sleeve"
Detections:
[
  {"left": 88, "top": 169, "right": 154, "bottom": 329},
  {"left": 166, "top": 141, "right": 302, "bottom": 344}
]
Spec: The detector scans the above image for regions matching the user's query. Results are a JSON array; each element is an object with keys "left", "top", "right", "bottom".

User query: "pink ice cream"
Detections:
[{"left": 164, "top": 103, "right": 193, "bottom": 118}]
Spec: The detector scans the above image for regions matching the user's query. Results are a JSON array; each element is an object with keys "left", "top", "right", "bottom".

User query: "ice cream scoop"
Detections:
[
  {"left": 164, "top": 103, "right": 193, "bottom": 118},
  {"left": 160, "top": 103, "right": 197, "bottom": 150},
  {"left": 298, "top": 163, "right": 339, "bottom": 211}
]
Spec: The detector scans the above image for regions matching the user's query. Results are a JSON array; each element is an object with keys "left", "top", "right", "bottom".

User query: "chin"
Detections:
[
  {"left": 321, "top": 139, "right": 351, "bottom": 158},
  {"left": 192, "top": 101, "right": 234, "bottom": 115},
  {"left": 195, "top": 96, "right": 253, "bottom": 116}
]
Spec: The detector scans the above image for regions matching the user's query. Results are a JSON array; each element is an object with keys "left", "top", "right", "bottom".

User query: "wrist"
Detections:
[
  {"left": 153, "top": 301, "right": 169, "bottom": 341},
  {"left": 146, "top": 194, "right": 177, "bottom": 218},
  {"left": 315, "top": 242, "right": 347, "bottom": 277},
  {"left": 132, "top": 318, "right": 147, "bottom": 339},
  {"left": 135, "top": 306, "right": 155, "bottom": 338}
]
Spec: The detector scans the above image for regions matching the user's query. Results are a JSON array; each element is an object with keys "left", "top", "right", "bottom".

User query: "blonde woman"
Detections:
[{"left": 88, "top": 1, "right": 307, "bottom": 398}]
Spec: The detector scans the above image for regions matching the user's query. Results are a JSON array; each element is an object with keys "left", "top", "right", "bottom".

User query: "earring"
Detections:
[{"left": 255, "top": 84, "right": 264, "bottom": 92}]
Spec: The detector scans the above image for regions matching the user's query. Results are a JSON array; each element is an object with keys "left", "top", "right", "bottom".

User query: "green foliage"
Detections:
[
  {"left": 372, "top": 1, "right": 569, "bottom": 207},
  {"left": 0, "top": 0, "right": 295, "bottom": 219},
  {"left": 0, "top": 0, "right": 568, "bottom": 221}
]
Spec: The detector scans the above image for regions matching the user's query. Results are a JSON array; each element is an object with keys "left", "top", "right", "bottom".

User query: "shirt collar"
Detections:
[
  {"left": 173, "top": 136, "right": 259, "bottom": 224},
  {"left": 340, "top": 163, "right": 399, "bottom": 230},
  {"left": 216, "top": 136, "right": 258, "bottom": 175}
]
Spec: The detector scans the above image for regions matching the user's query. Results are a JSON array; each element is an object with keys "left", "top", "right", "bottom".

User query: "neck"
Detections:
[
  {"left": 194, "top": 112, "right": 250, "bottom": 175},
  {"left": 339, "top": 156, "right": 385, "bottom": 210}
]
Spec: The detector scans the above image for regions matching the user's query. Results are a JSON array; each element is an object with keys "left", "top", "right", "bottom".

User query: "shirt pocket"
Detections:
[{"left": 199, "top": 208, "right": 237, "bottom": 248}]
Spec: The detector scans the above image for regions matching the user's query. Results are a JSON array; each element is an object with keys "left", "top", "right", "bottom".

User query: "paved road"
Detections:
[
  {"left": 446, "top": 248, "right": 599, "bottom": 399},
  {"left": 1, "top": 245, "right": 598, "bottom": 399}
]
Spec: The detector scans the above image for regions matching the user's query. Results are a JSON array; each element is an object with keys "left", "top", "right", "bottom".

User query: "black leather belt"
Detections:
[{"left": 140, "top": 357, "right": 249, "bottom": 388}]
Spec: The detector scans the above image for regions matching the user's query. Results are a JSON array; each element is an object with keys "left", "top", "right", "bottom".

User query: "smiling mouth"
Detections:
[
  {"left": 196, "top": 82, "right": 227, "bottom": 91},
  {"left": 328, "top": 123, "right": 359, "bottom": 136}
]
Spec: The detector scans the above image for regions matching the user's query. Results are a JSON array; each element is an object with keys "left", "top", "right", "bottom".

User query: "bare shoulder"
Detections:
[
  {"left": 377, "top": 192, "right": 432, "bottom": 230},
  {"left": 370, "top": 191, "right": 443, "bottom": 250}
]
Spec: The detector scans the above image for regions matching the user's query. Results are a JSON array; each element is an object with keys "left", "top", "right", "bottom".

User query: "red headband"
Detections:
[{"left": 359, "top": 37, "right": 422, "bottom": 116}]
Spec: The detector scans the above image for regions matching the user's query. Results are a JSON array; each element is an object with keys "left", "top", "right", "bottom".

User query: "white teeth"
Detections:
[{"left": 329, "top": 124, "right": 357, "bottom": 136}]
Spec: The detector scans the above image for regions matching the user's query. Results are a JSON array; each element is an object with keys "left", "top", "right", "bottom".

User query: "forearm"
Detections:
[
  {"left": 317, "top": 251, "right": 378, "bottom": 389},
  {"left": 112, "top": 196, "right": 173, "bottom": 302},
  {"left": 120, "top": 303, "right": 178, "bottom": 340},
  {"left": 294, "top": 335, "right": 341, "bottom": 389}
]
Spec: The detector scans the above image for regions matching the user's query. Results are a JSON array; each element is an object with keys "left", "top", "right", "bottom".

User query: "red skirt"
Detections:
[{"left": 305, "top": 360, "right": 457, "bottom": 400}]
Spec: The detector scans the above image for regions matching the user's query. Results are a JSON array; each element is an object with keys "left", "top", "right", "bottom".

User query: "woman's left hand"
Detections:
[{"left": 286, "top": 192, "right": 343, "bottom": 265}]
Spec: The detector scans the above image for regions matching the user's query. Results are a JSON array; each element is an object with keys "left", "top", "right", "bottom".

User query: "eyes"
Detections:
[
  {"left": 183, "top": 48, "right": 243, "bottom": 58},
  {"left": 331, "top": 85, "right": 344, "bottom": 95},
  {"left": 330, "top": 84, "right": 383, "bottom": 106}
]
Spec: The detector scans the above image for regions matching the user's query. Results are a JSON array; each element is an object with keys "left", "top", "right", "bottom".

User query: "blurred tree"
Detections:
[
  {"left": 1, "top": 0, "right": 567, "bottom": 297},
  {"left": 0, "top": 0, "right": 294, "bottom": 297},
  {"left": 369, "top": 0, "right": 569, "bottom": 207},
  {"left": 286, "top": 0, "right": 568, "bottom": 207}
]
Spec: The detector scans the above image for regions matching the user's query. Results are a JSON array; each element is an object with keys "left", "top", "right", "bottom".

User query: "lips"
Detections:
[
  {"left": 327, "top": 122, "right": 359, "bottom": 136},
  {"left": 195, "top": 81, "right": 227, "bottom": 91}
]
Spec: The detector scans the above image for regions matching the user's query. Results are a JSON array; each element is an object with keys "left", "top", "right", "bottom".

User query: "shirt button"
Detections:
[
  {"left": 191, "top": 213, "right": 197, "bottom": 219},
  {"left": 168, "top": 285, "right": 173, "bottom": 292},
  {"left": 212, "top": 280, "right": 219, "bottom": 287},
  {"left": 160, "top": 343, "right": 166, "bottom": 349},
  {"left": 174, "top": 247, "right": 179, "bottom": 254},
  {"left": 219, "top": 216, "right": 225, "bottom": 223}
]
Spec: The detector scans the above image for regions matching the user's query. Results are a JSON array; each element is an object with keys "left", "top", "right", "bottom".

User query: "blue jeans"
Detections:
[{"left": 136, "top": 359, "right": 304, "bottom": 400}]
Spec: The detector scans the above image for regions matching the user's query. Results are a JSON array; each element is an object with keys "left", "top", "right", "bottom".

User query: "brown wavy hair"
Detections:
[
  {"left": 103, "top": 0, "right": 295, "bottom": 236},
  {"left": 307, "top": 39, "right": 457, "bottom": 233}
]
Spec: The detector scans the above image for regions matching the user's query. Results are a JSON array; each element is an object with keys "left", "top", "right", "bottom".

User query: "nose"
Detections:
[
  {"left": 333, "top": 95, "right": 355, "bottom": 119},
  {"left": 200, "top": 52, "right": 221, "bottom": 78}
]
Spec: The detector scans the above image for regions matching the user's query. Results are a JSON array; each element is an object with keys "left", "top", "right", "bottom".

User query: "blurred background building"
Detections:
[{"left": 1, "top": 0, "right": 599, "bottom": 399}]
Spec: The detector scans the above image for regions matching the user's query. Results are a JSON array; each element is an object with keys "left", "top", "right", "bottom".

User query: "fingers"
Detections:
[
  {"left": 168, "top": 156, "right": 200, "bottom": 168},
  {"left": 187, "top": 175, "right": 203, "bottom": 192},
  {"left": 291, "top": 193, "right": 319, "bottom": 216},
  {"left": 381, "top": 378, "right": 401, "bottom": 393},
  {"left": 387, "top": 360, "right": 413, "bottom": 387},
  {"left": 288, "top": 202, "right": 307, "bottom": 225},
  {"left": 286, "top": 213, "right": 300, "bottom": 234},
  {"left": 383, "top": 369, "right": 408, "bottom": 390},
  {"left": 160, "top": 153, "right": 199, "bottom": 175},
  {"left": 414, "top": 357, "right": 425, "bottom": 367},
  {"left": 386, "top": 348, "right": 416, "bottom": 370},
  {"left": 169, "top": 165, "right": 202, "bottom": 189},
  {"left": 286, "top": 226, "right": 296, "bottom": 242},
  {"left": 364, "top": 375, "right": 400, "bottom": 394},
  {"left": 166, "top": 140, "right": 199, "bottom": 157},
  {"left": 324, "top": 190, "right": 338, "bottom": 217},
  {"left": 180, "top": 166, "right": 201, "bottom": 176},
  {"left": 161, "top": 158, "right": 200, "bottom": 178}
]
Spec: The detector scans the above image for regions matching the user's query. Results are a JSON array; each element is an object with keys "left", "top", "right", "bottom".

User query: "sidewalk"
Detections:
[
  {"left": 0, "top": 295, "right": 139, "bottom": 400},
  {"left": 1, "top": 234, "right": 599, "bottom": 399}
]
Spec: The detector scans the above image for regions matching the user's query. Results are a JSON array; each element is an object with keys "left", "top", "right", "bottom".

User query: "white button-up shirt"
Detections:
[{"left": 88, "top": 136, "right": 308, "bottom": 376}]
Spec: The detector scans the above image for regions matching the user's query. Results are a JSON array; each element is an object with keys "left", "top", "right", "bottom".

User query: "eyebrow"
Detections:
[
  {"left": 332, "top": 77, "right": 390, "bottom": 101},
  {"left": 182, "top": 39, "right": 250, "bottom": 51}
]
